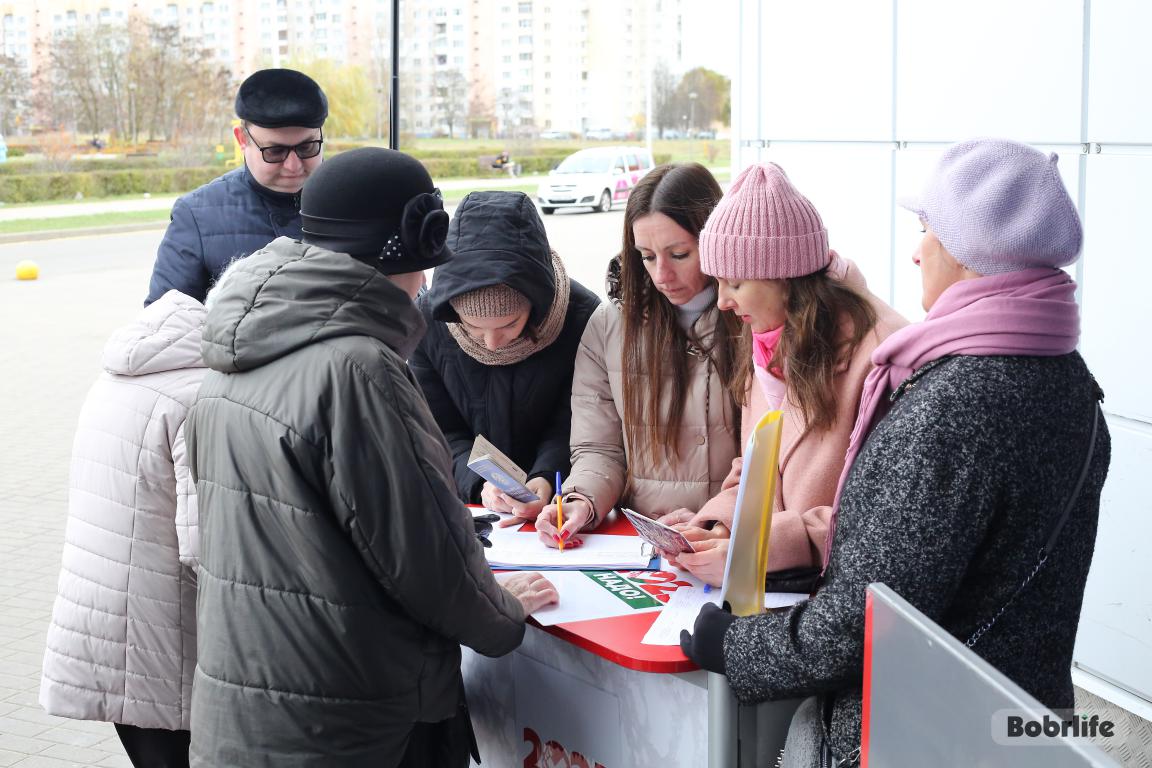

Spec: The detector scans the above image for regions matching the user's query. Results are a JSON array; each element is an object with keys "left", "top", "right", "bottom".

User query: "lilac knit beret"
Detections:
[
  {"left": 699, "top": 162, "right": 831, "bottom": 280},
  {"left": 901, "top": 138, "right": 1083, "bottom": 274}
]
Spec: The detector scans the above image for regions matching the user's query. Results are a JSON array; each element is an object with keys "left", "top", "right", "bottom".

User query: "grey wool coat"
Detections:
[
  {"left": 722, "top": 353, "right": 1109, "bottom": 761},
  {"left": 186, "top": 238, "right": 526, "bottom": 767}
]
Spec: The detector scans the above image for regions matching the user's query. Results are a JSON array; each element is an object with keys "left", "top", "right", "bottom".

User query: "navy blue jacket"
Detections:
[{"left": 144, "top": 165, "right": 302, "bottom": 305}]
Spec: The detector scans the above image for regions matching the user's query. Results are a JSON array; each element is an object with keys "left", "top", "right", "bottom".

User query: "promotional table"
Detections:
[{"left": 462, "top": 512, "right": 798, "bottom": 768}]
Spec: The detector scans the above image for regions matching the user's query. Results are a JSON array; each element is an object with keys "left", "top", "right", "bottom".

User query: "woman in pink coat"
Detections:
[{"left": 663, "top": 163, "right": 906, "bottom": 587}]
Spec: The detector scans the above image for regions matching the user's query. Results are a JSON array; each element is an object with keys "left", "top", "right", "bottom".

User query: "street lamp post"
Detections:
[
  {"left": 127, "top": 82, "right": 137, "bottom": 146},
  {"left": 688, "top": 91, "right": 697, "bottom": 135},
  {"left": 376, "top": 85, "right": 384, "bottom": 141}
]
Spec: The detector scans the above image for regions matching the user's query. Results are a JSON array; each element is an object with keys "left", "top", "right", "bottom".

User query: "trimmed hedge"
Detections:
[
  {"left": 0, "top": 151, "right": 677, "bottom": 203},
  {"left": 0, "top": 166, "right": 226, "bottom": 204}
]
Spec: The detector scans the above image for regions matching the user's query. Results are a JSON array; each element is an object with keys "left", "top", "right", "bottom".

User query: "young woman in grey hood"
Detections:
[{"left": 411, "top": 191, "right": 600, "bottom": 523}]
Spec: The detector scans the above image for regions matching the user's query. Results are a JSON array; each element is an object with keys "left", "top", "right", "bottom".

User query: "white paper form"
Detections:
[
  {"left": 641, "top": 586, "right": 809, "bottom": 646},
  {"left": 506, "top": 570, "right": 666, "bottom": 626},
  {"left": 641, "top": 584, "right": 722, "bottom": 645},
  {"left": 481, "top": 517, "right": 655, "bottom": 570}
]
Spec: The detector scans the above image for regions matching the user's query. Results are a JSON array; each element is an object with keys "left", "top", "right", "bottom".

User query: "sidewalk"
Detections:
[{"left": 0, "top": 174, "right": 547, "bottom": 224}]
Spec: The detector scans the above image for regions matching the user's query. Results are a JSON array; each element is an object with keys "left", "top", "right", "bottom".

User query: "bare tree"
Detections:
[
  {"left": 652, "top": 60, "right": 680, "bottom": 138},
  {"left": 433, "top": 69, "right": 468, "bottom": 139},
  {"left": 39, "top": 26, "right": 109, "bottom": 135},
  {"left": 0, "top": 54, "right": 31, "bottom": 135},
  {"left": 36, "top": 18, "right": 232, "bottom": 145}
]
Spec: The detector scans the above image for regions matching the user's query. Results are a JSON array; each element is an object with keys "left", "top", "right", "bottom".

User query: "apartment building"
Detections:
[{"left": 0, "top": 0, "right": 683, "bottom": 137}]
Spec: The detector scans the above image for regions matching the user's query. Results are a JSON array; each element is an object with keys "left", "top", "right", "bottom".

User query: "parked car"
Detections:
[
  {"left": 694, "top": 130, "right": 717, "bottom": 139},
  {"left": 583, "top": 127, "right": 614, "bottom": 140},
  {"left": 539, "top": 130, "right": 570, "bottom": 140},
  {"left": 536, "top": 146, "right": 655, "bottom": 214}
]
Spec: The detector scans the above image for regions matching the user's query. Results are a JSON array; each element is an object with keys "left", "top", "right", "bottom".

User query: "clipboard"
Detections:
[{"left": 719, "top": 410, "right": 785, "bottom": 617}]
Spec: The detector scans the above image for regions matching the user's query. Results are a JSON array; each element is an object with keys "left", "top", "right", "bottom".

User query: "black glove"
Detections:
[{"left": 679, "top": 602, "right": 736, "bottom": 674}]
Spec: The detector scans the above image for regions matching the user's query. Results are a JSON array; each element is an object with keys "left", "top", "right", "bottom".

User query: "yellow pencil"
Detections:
[
  {"left": 555, "top": 470, "right": 564, "bottom": 552},
  {"left": 557, "top": 493, "right": 564, "bottom": 552}
]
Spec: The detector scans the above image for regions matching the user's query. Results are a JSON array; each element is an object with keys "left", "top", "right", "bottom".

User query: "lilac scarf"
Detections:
[{"left": 823, "top": 267, "right": 1081, "bottom": 567}]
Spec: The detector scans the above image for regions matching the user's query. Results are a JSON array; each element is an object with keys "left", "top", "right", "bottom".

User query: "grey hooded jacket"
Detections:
[{"left": 186, "top": 237, "right": 526, "bottom": 767}]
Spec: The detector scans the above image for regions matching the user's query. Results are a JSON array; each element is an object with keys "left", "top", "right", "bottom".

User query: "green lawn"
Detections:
[
  {"left": 0, "top": 183, "right": 543, "bottom": 236},
  {"left": 0, "top": 209, "right": 171, "bottom": 234}
]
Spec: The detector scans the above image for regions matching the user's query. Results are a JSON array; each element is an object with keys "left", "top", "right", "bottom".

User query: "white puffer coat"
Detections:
[{"left": 40, "top": 290, "right": 206, "bottom": 731}]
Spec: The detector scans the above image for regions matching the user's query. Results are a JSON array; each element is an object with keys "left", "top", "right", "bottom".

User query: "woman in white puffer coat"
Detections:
[{"left": 40, "top": 290, "right": 206, "bottom": 768}]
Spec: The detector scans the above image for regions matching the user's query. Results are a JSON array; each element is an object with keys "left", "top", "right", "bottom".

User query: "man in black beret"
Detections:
[{"left": 143, "top": 68, "right": 328, "bottom": 305}]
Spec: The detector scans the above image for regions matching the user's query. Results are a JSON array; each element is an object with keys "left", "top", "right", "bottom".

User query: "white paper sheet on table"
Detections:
[
  {"left": 501, "top": 570, "right": 663, "bottom": 625},
  {"left": 498, "top": 561, "right": 697, "bottom": 626},
  {"left": 480, "top": 513, "right": 655, "bottom": 570},
  {"left": 641, "top": 586, "right": 809, "bottom": 645}
]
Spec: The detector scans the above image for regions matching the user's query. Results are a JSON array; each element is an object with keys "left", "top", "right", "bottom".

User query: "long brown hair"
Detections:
[
  {"left": 619, "top": 163, "right": 744, "bottom": 464},
  {"left": 730, "top": 269, "right": 878, "bottom": 433}
]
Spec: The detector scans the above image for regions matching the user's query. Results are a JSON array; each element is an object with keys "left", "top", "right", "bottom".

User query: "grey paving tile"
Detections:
[
  {"left": 0, "top": 732, "right": 52, "bottom": 755},
  {"left": 44, "top": 723, "right": 106, "bottom": 738},
  {"left": 1, "top": 692, "right": 41, "bottom": 709},
  {"left": 0, "top": 663, "right": 40, "bottom": 681},
  {"left": 93, "top": 754, "right": 131, "bottom": 768},
  {"left": 0, "top": 679, "right": 30, "bottom": 697},
  {"left": 39, "top": 742, "right": 115, "bottom": 763},
  {"left": 2, "top": 710, "right": 59, "bottom": 730},
  {"left": 87, "top": 740, "right": 121, "bottom": 756},
  {"left": 35, "top": 729, "right": 105, "bottom": 749},
  {"left": 37, "top": 727, "right": 108, "bottom": 750},
  {"left": 10, "top": 756, "right": 89, "bottom": 768},
  {"left": 0, "top": 749, "right": 23, "bottom": 767},
  {"left": 0, "top": 718, "right": 49, "bottom": 738}
]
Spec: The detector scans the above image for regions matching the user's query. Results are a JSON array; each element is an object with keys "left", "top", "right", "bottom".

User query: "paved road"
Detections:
[{"left": 0, "top": 207, "right": 622, "bottom": 766}]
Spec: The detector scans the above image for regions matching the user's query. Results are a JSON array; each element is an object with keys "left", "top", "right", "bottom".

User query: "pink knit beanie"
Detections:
[{"left": 699, "top": 162, "right": 831, "bottom": 280}]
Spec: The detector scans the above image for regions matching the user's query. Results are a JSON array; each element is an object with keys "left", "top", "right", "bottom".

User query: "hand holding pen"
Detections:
[{"left": 534, "top": 473, "right": 592, "bottom": 550}]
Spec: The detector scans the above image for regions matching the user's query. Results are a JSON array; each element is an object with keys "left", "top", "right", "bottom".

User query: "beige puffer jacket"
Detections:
[
  {"left": 564, "top": 301, "right": 740, "bottom": 522},
  {"left": 40, "top": 290, "right": 206, "bottom": 731}
]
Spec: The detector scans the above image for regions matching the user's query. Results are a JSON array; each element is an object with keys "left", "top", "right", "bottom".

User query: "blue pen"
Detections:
[{"left": 703, "top": 584, "right": 713, "bottom": 594}]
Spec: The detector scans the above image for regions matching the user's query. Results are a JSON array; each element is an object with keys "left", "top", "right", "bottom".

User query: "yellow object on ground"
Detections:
[{"left": 15, "top": 260, "right": 39, "bottom": 280}]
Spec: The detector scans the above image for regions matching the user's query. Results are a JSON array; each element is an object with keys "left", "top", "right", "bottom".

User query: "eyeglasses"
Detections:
[{"left": 243, "top": 126, "right": 324, "bottom": 163}]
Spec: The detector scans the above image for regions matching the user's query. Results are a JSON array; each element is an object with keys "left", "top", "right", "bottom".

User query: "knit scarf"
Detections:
[
  {"left": 448, "top": 251, "right": 571, "bottom": 366},
  {"left": 824, "top": 267, "right": 1082, "bottom": 567}
]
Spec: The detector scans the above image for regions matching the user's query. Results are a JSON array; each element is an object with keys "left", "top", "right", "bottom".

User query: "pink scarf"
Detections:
[
  {"left": 751, "top": 324, "right": 784, "bottom": 370},
  {"left": 823, "top": 267, "right": 1081, "bottom": 567}
]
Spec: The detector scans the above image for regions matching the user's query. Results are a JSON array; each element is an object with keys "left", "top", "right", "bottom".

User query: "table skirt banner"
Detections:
[
  {"left": 464, "top": 624, "right": 709, "bottom": 767},
  {"left": 515, "top": 653, "right": 621, "bottom": 767}
]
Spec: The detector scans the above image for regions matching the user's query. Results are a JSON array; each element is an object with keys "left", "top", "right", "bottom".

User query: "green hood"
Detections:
[{"left": 201, "top": 237, "right": 426, "bottom": 372}]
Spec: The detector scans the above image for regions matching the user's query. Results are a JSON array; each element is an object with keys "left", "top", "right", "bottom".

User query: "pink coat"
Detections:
[{"left": 693, "top": 260, "right": 907, "bottom": 571}]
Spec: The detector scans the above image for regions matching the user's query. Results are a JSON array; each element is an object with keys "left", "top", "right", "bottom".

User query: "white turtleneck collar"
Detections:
[{"left": 675, "top": 283, "right": 717, "bottom": 333}]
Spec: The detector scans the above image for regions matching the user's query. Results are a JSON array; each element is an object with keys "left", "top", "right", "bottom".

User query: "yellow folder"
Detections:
[{"left": 719, "top": 410, "right": 784, "bottom": 617}]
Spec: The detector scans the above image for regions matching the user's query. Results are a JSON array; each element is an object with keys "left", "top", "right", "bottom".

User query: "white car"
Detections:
[{"left": 536, "top": 146, "right": 655, "bottom": 214}]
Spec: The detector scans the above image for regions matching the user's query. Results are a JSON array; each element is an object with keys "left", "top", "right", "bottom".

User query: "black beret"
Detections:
[
  {"left": 235, "top": 68, "right": 328, "bottom": 129},
  {"left": 300, "top": 148, "right": 452, "bottom": 274}
]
